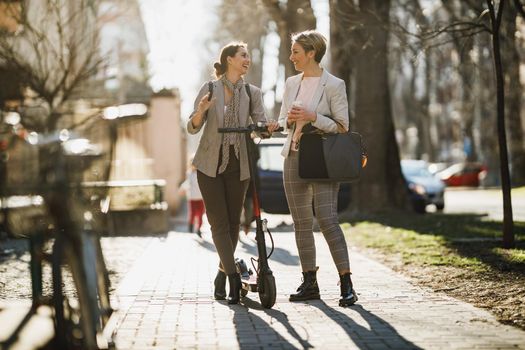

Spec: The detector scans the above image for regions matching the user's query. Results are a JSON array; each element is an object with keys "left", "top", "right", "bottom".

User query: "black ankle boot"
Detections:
[
  {"left": 214, "top": 270, "right": 226, "bottom": 300},
  {"left": 339, "top": 273, "right": 358, "bottom": 307},
  {"left": 289, "top": 271, "right": 320, "bottom": 301},
  {"left": 227, "top": 273, "right": 242, "bottom": 304}
]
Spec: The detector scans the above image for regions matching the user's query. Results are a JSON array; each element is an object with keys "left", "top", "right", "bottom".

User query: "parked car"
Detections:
[
  {"left": 436, "top": 162, "right": 487, "bottom": 187},
  {"left": 256, "top": 137, "right": 350, "bottom": 214},
  {"left": 401, "top": 159, "right": 446, "bottom": 213}
]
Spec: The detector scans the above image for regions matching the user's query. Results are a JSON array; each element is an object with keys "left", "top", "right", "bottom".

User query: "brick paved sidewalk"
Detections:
[{"left": 108, "top": 226, "right": 525, "bottom": 350}]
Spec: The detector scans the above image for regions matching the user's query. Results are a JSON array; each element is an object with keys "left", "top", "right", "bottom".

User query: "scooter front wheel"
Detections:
[{"left": 259, "top": 273, "right": 276, "bottom": 309}]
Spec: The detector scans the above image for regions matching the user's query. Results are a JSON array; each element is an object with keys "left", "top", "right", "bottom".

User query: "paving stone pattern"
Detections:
[
  {"left": 109, "top": 228, "right": 525, "bottom": 350},
  {"left": 0, "top": 236, "right": 152, "bottom": 300}
]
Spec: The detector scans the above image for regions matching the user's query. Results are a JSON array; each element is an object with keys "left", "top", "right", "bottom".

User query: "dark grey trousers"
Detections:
[{"left": 197, "top": 146, "right": 249, "bottom": 274}]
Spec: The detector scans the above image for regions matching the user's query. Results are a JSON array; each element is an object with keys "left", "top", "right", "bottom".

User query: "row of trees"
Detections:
[
  {"left": 1, "top": 1, "right": 522, "bottom": 246},
  {"left": 211, "top": 0, "right": 524, "bottom": 247},
  {"left": 0, "top": 0, "right": 150, "bottom": 133},
  {"left": 0, "top": 0, "right": 102, "bottom": 133},
  {"left": 0, "top": 0, "right": 155, "bottom": 225}
]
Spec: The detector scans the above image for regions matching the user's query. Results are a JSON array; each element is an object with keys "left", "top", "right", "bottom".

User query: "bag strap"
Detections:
[
  {"left": 245, "top": 83, "right": 252, "bottom": 116},
  {"left": 301, "top": 116, "right": 347, "bottom": 135},
  {"left": 208, "top": 81, "right": 214, "bottom": 99},
  {"left": 202, "top": 81, "right": 213, "bottom": 119}
]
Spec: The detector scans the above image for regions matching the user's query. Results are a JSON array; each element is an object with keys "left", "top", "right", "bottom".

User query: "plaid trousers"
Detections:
[{"left": 283, "top": 150, "right": 350, "bottom": 273}]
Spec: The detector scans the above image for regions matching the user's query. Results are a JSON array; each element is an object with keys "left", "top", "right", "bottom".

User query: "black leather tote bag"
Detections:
[{"left": 298, "top": 131, "right": 366, "bottom": 182}]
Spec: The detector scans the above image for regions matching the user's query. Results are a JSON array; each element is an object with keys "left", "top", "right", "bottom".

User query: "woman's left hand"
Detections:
[{"left": 266, "top": 120, "right": 280, "bottom": 133}]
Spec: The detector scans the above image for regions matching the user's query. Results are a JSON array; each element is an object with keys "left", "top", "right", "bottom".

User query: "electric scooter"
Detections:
[{"left": 218, "top": 123, "right": 282, "bottom": 309}]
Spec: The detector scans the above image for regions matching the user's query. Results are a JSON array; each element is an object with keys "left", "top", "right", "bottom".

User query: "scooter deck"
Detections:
[{"left": 241, "top": 274, "right": 258, "bottom": 292}]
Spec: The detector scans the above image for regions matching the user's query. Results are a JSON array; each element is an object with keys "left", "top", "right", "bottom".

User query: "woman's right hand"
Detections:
[
  {"left": 197, "top": 93, "right": 215, "bottom": 114},
  {"left": 190, "top": 93, "right": 215, "bottom": 129}
]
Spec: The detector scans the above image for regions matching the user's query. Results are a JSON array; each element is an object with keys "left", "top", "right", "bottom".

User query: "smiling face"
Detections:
[
  {"left": 227, "top": 46, "right": 251, "bottom": 75},
  {"left": 289, "top": 43, "right": 315, "bottom": 72}
]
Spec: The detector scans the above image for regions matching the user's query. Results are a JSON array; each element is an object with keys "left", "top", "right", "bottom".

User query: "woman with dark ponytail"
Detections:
[{"left": 187, "top": 42, "right": 278, "bottom": 305}]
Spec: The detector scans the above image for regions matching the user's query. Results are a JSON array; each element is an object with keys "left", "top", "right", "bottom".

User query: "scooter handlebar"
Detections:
[{"left": 218, "top": 123, "right": 284, "bottom": 134}]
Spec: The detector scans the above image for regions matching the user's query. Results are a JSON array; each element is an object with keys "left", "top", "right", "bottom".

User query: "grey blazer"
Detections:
[
  {"left": 277, "top": 69, "right": 349, "bottom": 157},
  {"left": 187, "top": 80, "right": 268, "bottom": 181}
]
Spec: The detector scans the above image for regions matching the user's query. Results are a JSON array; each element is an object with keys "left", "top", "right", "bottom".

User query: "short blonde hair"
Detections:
[{"left": 291, "top": 30, "right": 327, "bottom": 63}]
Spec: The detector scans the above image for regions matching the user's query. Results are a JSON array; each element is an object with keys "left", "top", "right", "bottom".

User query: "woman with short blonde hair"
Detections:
[
  {"left": 290, "top": 30, "right": 327, "bottom": 63},
  {"left": 278, "top": 30, "right": 358, "bottom": 307}
]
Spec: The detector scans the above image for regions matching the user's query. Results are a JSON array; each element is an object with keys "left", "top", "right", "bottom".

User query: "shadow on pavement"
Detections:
[
  {"left": 309, "top": 300, "right": 423, "bottom": 349},
  {"left": 0, "top": 238, "right": 29, "bottom": 264},
  {"left": 196, "top": 237, "right": 216, "bottom": 253},
  {"left": 234, "top": 297, "right": 314, "bottom": 349},
  {"left": 238, "top": 235, "right": 300, "bottom": 267},
  {"left": 266, "top": 222, "right": 294, "bottom": 232}
]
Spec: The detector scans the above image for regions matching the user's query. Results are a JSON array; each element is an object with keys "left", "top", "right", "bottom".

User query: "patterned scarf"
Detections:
[{"left": 218, "top": 75, "right": 243, "bottom": 174}]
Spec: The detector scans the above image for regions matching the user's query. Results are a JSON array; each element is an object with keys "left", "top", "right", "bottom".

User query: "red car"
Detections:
[{"left": 436, "top": 162, "right": 487, "bottom": 187}]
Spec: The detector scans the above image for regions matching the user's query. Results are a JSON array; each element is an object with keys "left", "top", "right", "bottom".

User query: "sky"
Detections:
[
  {"left": 138, "top": 0, "right": 329, "bottom": 119},
  {"left": 138, "top": 0, "right": 220, "bottom": 119}
]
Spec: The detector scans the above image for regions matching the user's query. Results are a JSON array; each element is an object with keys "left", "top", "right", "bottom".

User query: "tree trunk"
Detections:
[
  {"left": 329, "top": 0, "right": 355, "bottom": 87},
  {"left": 501, "top": 4, "right": 525, "bottom": 186},
  {"left": 487, "top": 0, "right": 514, "bottom": 248},
  {"left": 330, "top": 0, "right": 358, "bottom": 214},
  {"left": 283, "top": 0, "right": 317, "bottom": 77},
  {"left": 246, "top": 38, "right": 265, "bottom": 88},
  {"left": 421, "top": 51, "right": 435, "bottom": 161},
  {"left": 458, "top": 59, "right": 477, "bottom": 162},
  {"left": 442, "top": 0, "right": 478, "bottom": 161},
  {"left": 263, "top": 0, "right": 316, "bottom": 78},
  {"left": 475, "top": 32, "right": 500, "bottom": 186},
  {"left": 353, "top": 0, "right": 411, "bottom": 212},
  {"left": 408, "top": 0, "right": 434, "bottom": 161},
  {"left": 262, "top": 0, "right": 316, "bottom": 117}
]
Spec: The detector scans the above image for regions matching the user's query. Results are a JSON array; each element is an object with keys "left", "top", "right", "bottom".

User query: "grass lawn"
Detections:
[
  {"left": 342, "top": 210, "right": 525, "bottom": 329},
  {"left": 343, "top": 214, "right": 525, "bottom": 271}
]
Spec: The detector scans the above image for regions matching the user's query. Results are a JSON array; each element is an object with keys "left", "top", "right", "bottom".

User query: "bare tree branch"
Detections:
[
  {"left": 388, "top": 0, "right": 490, "bottom": 56},
  {"left": 391, "top": 17, "right": 488, "bottom": 48},
  {"left": 0, "top": 0, "right": 103, "bottom": 132}
]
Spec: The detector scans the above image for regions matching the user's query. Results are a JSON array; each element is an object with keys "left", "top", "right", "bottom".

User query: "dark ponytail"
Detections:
[{"left": 213, "top": 62, "right": 226, "bottom": 78}]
